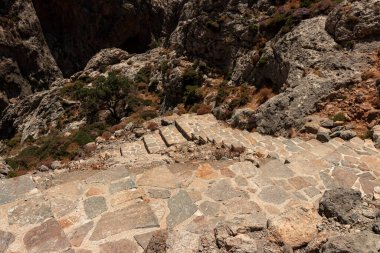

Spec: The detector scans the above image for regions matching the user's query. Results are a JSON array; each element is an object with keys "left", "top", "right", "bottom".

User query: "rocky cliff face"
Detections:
[
  {"left": 0, "top": 0, "right": 62, "bottom": 112},
  {"left": 1, "top": 0, "right": 380, "bottom": 140}
]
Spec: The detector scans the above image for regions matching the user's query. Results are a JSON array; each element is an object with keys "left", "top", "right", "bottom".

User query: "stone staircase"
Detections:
[{"left": 1, "top": 114, "right": 380, "bottom": 253}]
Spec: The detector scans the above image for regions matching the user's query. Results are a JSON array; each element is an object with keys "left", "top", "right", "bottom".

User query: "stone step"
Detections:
[
  {"left": 175, "top": 114, "right": 218, "bottom": 140},
  {"left": 143, "top": 132, "right": 167, "bottom": 154},
  {"left": 120, "top": 141, "right": 148, "bottom": 156},
  {"left": 159, "top": 125, "right": 187, "bottom": 146}
]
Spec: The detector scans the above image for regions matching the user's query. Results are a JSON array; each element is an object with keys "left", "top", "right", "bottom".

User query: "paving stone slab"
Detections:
[
  {"left": 206, "top": 179, "right": 243, "bottom": 201},
  {"left": 109, "top": 177, "right": 136, "bottom": 194},
  {"left": 0, "top": 175, "right": 36, "bottom": 205},
  {"left": 99, "top": 239, "right": 139, "bottom": 253},
  {"left": 137, "top": 166, "right": 177, "bottom": 189},
  {"left": 258, "top": 185, "right": 291, "bottom": 205},
  {"left": 23, "top": 218, "right": 71, "bottom": 253},
  {"left": 167, "top": 190, "right": 197, "bottom": 228},
  {"left": 69, "top": 221, "right": 94, "bottom": 247},
  {"left": 8, "top": 196, "right": 53, "bottom": 226},
  {"left": 258, "top": 160, "right": 295, "bottom": 179},
  {"left": 90, "top": 202, "right": 159, "bottom": 241},
  {"left": 84, "top": 196, "right": 108, "bottom": 219}
]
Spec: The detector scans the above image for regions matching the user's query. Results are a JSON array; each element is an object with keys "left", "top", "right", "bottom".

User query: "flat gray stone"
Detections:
[
  {"left": 258, "top": 160, "right": 295, "bottom": 179},
  {"left": 167, "top": 190, "right": 197, "bottom": 228},
  {"left": 0, "top": 230, "right": 15, "bottom": 253},
  {"left": 148, "top": 189, "right": 171, "bottom": 199},
  {"left": 137, "top": 166, "right": 176, "bottom": 189},
  {"left": 84, "top": 196, "right": 107, "bottom": 219},
  {"left": 8, "top": 196, "right": 53, "bottom": 226},
  {"left": 23, "top": 218, "right": 70, "bottom": 253},
  {"left": 109, "top": 178, "right": 136, "bottom": 194},
  {"left": 0, "top": 175, "right": 36, "bottom": 205},
  {"left": 303, "top": 187, "right": 321, "bottom": 198},
  {"left": 206, "top": 179, "right": 242, "bottom": 201},
  {"left": 199, "top": 201, "right": 220, "bottom": 216},
  {"left": 90, "top": 202, "right": 159, "bottom": 241},
  {"left": 258, "top": 185, "right": 291, "bottom": 205}
]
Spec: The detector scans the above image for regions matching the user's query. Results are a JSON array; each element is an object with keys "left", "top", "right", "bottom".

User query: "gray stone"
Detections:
[
  {"left": 317, "top": 132, "right": 330, "bottom": 143},
  {"left": 0, "top": 230, "right": 15, "bottom": 253},
  {"left": 339, "top": 130, "right": 357, "bottom": 140},
  {"left": 235, "top": 176, "right": 248, "bottom": 186},
  {"left": 258, "top": 185, "right": 290, "bottom": 205},
  {"left": 322, "top": 232, "right": 380, "bottom": 253},
  {"left": 319, "top": 188, "right": 362, "bottom": 224},
  {"left": 23, "top": 218, "right": 71, "bottom": 253},
  {"left": 90, "top": 202, "right": 159, "bottom": 241},
  {"left": 0, "top": 175, "right": 36, "bottom": 205},
  {"left": 206, "top": 179, "right": 243, "bottom": 201},
  {"left": 167, "top": 190, "right": 197, "bottom": 228},
  {"left": 8, "top": 196, "right": 53, "bottom": 226},
  {"left": 109, "top": 178, "right": 136, "bottom": 194},
  {"left": 39, "top": 165, "right": 50, "bottom": 172},
  {"left": 148, "top": 189, "right": 171, "bottom": 199},
  {"left": 321, "top": 119, "right": 335, "bottom": 128},
  {"left": 199, "top": 201, "right": 220, "bottom": 217},
  {"left": 303, "top": 187, "right": 321, "bottom": 198},
  {"left": 83, "top": 196, "right": 107, "bottom": 219}
]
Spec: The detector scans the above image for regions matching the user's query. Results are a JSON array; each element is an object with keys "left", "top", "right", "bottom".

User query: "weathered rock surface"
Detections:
[
  {"left": 0, "top": 87, "right": 79, "bottom": 140},
  {"left": 250, "top": 16, "right": 372, "bottom": 136},
  {"left": 319, "top": 188, "right": 362, "bottom": 224},
  {"left": 326, "top": 0, "right": 380, "bottom": 43},
  {"left": 0, "top": 0, "right": 62, "bottom": 111}
]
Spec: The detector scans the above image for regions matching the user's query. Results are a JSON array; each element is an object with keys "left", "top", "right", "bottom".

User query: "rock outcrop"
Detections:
[
  {"left": 0, "top": 0, "right": 62, "bottom": 112},
  {"left": 250, "top": 16, "right": 373, "bottom": 136},
  {"left": 326, "top": 0, "right": 380, "bottom": 43}
]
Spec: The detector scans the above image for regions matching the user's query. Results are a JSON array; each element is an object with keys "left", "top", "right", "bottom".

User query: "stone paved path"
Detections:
[{"left": 1, "top": 114, "right": 380, "bottom": 252}]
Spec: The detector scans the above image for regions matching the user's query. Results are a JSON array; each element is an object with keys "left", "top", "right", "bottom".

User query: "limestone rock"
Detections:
[
  {"left": 268, "top": 207, "right": 322, "bottom": 249},
  {"left": 326, "top": 0, "right": 380, "bottom": 42},
  {"left": 250, "top": 17, "right": 371, "bottom": 136}
]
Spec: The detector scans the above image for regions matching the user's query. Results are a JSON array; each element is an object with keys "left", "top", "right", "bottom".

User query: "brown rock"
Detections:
[
  {"left": 195, "top": 163, "right": 218, "bottom": 180},
  {"left": 69, "top": 221, "right": 94, "bottom": 247},
  {"left": 220, "top": 167, "right": 236, "bottom": 178},
  {"left": 86, "top": 187, "right": 105, "bottom": 197},
  {"left": 268, "top": 207, "right": 321, "bottom": 249},
  {"left": 90, "top": 202, "right": 159, "bottom": 241},
  {"left": 23, "top": 218, "right": 71, "bottom": 253},
  {"left": 332, "top": 168, "right": 358, "bottom": 188},
  {"left": 99, "top": 239, "right": 139, "bottom": 253},
  {"left": 144, "top": 230, "right": 168, "bottom": 253}
]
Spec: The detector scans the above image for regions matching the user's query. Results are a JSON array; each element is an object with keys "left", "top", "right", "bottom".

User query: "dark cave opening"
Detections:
[{"left": 31, "top": 0, "right": 157, "bottom": 77}]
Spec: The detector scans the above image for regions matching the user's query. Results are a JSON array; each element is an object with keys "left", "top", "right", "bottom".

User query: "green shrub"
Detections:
[
  {"left": 248, "top": 23, "right": 259, "bottom": 36},
  {"left": 73, "top": 130, "right": 95, "bottom": 146},
  {"left": 300, "top": 0, "right": 312, "bottom": 8},
  {"left": 135, "top": 66, "right": 152, "bottom": 83},
  {"left": 182, "top": 66, "right": 201, "bottom": 87},
  {"left": 257, "top": 56, "right": 269, "bottom": 67},
  {"left": 206, "top": 20, "right": 220, "bottom": 32},
  {"left": 332, "top": 112, "right": 347, "bottom": 122},
  {"left": 184, "top": 85, "right": 203, "bottom": 107}
]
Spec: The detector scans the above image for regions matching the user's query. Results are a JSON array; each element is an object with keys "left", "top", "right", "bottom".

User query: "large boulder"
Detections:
[
  {"left": 250, "top": 16, "right": 372, "bottom": 136},
  {"left": 321, "top": 232, "right": 380, "bottom": 253},
  {"left": 326, "top": 0, "right": 380, "bottom": 43},
  {"left": 318, "top": 188, "right": 362, "bottom": 225}
]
